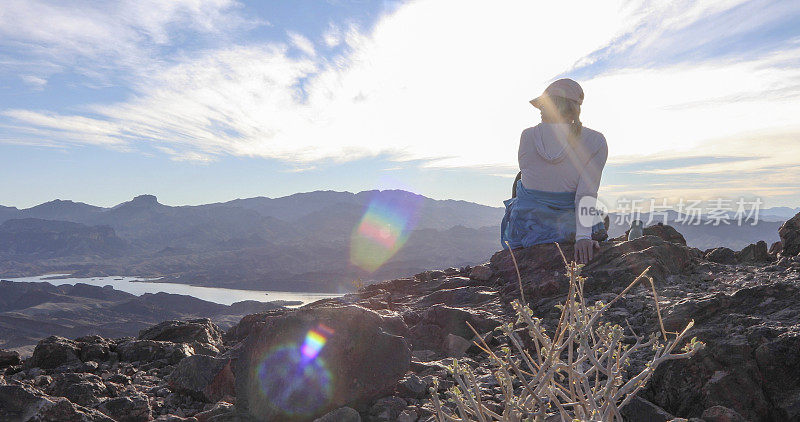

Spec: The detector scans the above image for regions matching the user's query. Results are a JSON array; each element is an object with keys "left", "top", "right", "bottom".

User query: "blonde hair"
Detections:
[{"left": 541, "top": 96, "right": 582, "bottom": 142}]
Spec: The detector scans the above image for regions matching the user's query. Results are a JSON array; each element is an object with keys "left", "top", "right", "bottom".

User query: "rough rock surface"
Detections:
[
  {"left": 612, "top": 221, "right": 688, "bottom": 245},
  {"left": 167, "top": 355, "right": 234, "bottom": 403},
  {"left": 779, "top": 212, "right": 800, "bottom": 256},
  {"left": 116, "top": 340, "right": 194, "bottom": 364},
  {"left": 0, "top": 349, "right": 21, "bottom": 367},
  {"left": 706, "top": 247, "right": 737, "bottom": 264},
  {"left": 0, "top": 382, "right": 114, "bottom": 422},
  {"left": 139, "top": 319, "right": 223, "bottom": 349},
  {"left": 25, "top": 336, "right": 82, "bottom": 369},
  {"left": 233, "top": 305, "right": 411, "bottom": 421},
  {"left": 2, "top": 220, "right": 799, "bottom": 422},
  {"left": 735, "top": 240, "right": 771, "bottom": 263}
]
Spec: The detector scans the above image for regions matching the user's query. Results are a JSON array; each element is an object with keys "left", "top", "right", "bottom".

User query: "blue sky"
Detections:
[{"left": 1, "top": 0, "right": 799, "bottom": 210}]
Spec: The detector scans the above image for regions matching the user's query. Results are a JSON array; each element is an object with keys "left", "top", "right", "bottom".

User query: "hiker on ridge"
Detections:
[{"left": 501, "top": 78, "right": 608, "bottom": 265}]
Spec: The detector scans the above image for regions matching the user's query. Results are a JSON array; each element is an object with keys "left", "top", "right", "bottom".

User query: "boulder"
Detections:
[
  {"left": 397, "top": 409, "right": 418, "bottom": 422},
  {"left": 779, "top": 212, "right": 800, "bottom": 256},
  {"left": 613, "top": 223, "right": 687, "bottom": 245},
  {"left": 643, "top": 223, "right": 687, "bottom": 245},
  {"left": 224, "top": 309, "right": 289, "bottom": 343},
  {"left": 26, "top": 336, "right": 81, "bottom": 369},
  {"left": 167, "top": 355, "right": 235, "bottom": 403},
  {"left": 582, "top": 236, "right": 695, "bottom": 287},
  {"left": 0, "top": 383, "right": 114, "bottom": 422},
  {"left": 468, "top": 264, "right": 493, "bottom": 281},
  {"left": 414, "top": 270, "right": 446, "bottom": 281},
  {"left": 735, "top": 241, "right": 771, "bottom": 263},
  {"left": 443, "top": 334, "right": 471, "bottom": 358},
  {"left": 139, "top": 318, "right": 223, "bottom": 348},
  {"left": 396, "top": 374, "right": 428, "bottom": 399},
  {"left": 194, "top": 401, "right": 238, "bottom": 422},
  {"left": 491, "top": 236, "right": 696, "bottom": 299},
  {"left": 701, "top": 405, "right": 746, "bottom": 422},
  {"left": 754, "top": 332, "right": 800, "bottom": 420},
  {"left": 368, "top": 396, "right": 407, "bottom": 422},
  {"left": 45, "top": 372, "right": 108, "bottom": 407},
  {"left": 193, "top": 401, "right": 240, "bottom": 422},
  {"left": 421, "top": 305, "right": 499, "bottom": 341},
  {"left": 620, "top": 396, "right": 675, "bottom": 422},
  {"left": 96, "top": 393, "right": 152, "bottom": 422},
  {"left": 234, "top": 305, "right": 411, "bottom": 421},
  {"left": 650, "top": 282, "right": 800, "bottom": 420},
  {"left": 0, "top": 349, "right": 21, "bottom": 368},
  {"left": 116, "top": 340, "right": 193, "bottom": 364},
  {"left": 313, "top": 406, "right": 361, "bottom": 422},
  {"left": 418, "top": 286, "right": 496, "bottom": 307},
  {"left": 769, "top": 241, "right": 783, "bottom": 255},
  {"left": 705, "top": 247, "right": 737, "bottom": 265},
  {"left": 76, "top": 336, "right": 111, "bottom": 362},
  {"left": 490, "top": 242, "right": 568, "bottom": 298}
]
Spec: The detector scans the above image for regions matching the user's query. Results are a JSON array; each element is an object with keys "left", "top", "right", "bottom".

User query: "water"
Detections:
[{"left": 3, "top": 274, "right": 342, "bottom": 307}]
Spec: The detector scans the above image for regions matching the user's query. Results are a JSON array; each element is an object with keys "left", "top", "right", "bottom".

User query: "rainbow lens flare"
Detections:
[
  {"left": 301, "top": 323, "right": 334, "bottom": 360},
  {"left": 350, "top": 192, "right": 423, "bottom": 272},
  {"left": 254, "top": 324, "right": 335, "bottom": 416}
]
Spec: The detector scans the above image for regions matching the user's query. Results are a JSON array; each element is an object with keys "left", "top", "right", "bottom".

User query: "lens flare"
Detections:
[
  {"left": 350, "top": 192, "right": 423, "bottom": 272},
  {"left": 254, "top": 324, "right": 335, "bottom": 416},
  {"left": 301, "top": 323, "right": 334, "bottom": 360}
]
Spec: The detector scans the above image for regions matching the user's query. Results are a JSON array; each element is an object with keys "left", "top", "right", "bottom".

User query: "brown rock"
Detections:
[
  {"left": 702, "top": 405, "right": 746, "bottom": 422},
  {"left": 116, "top": 340, "right": 193, "bottom": 364},
  {"left": 735, "top": 241, "right": 771, "bottom": 263},
  {"left": 0, "top": 383, "right": 113, "bottom": 422},
  {"left": 234, "top": 305, "right": 411, "bottom": 421},
  {"left": 313, "top": 406, "right": 361, "bottom": 422},
  {"left": 443, "top": 334, "right": 471, "bottom": 358},
  {"left": 706, "top": 247, "right": 737, "bottom": 264},
  {"left": 96, "top": 393, "right": 152, "bottom": 422},
  {"left": 26, "top": 336, "right": 81, "bottom": 369},
  {"left": 779, "top": 212, "right": 800, "bottom": 256},
  {"left": 45, "top": 372, "right": 108, "bottom": 407},
  {"left": 0, "top": 349, "right": 21, "bottom": 368},
  {"left": 167, "top": 355, "right": 235, "bottom": 403},
  {"left": 468, "top": 264, "right": 492, "bottom": 281},
  {"left": 139, "top": 318, "right": 223, "bottom": 348}
]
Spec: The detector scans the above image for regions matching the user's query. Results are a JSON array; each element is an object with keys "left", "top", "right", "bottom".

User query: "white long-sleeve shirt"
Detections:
[{"left": 518, "top": 123, "right": 608, "bottom": 240}]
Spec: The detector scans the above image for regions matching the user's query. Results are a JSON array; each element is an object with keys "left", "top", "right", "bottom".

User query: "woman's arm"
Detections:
[
  {"left": 575, "top": 133, "right": 608, "bottom": 239},
  {"left": 574, "top": 133, "right": 608, "bottom": 263}
]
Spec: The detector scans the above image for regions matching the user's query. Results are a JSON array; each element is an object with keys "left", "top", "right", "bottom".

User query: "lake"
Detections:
[{"left": 4, "top": 274, "right": 343, "bottom": 307}]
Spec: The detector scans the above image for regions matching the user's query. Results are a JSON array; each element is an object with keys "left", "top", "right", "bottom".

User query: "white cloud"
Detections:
[
  {"left": 0, "top": 0, "right": 260, "bottom": 80},
  {"left": 583, "top": 49, "right": 800, "bottom": 162},
  {"left": 2, "top": 0, "right": 799, "bottom": 191},
  {"left": 322, "top": 24, "right": 342, "bottom": 48},
  {"left": 20, "top": 75, "right": 47, "bottom": 89},
  {"left": 288, "top": 31, "right": 316, "bottom": 57},
  {"left": 2, "top": 0, "right": 633, "bottom": 164}
]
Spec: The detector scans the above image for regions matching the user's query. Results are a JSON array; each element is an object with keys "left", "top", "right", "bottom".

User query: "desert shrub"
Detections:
[{"left": 430, "top": 245, "right": 704, "bottom": 422}]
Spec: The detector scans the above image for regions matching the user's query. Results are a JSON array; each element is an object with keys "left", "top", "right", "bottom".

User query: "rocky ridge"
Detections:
[{"left": 1, "top": 212, "right": 800, "bottom": 421}]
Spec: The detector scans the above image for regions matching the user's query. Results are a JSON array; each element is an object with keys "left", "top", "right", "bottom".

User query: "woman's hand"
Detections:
[{"left": 574, "top": 238, "right": 600, "bottom": 264}]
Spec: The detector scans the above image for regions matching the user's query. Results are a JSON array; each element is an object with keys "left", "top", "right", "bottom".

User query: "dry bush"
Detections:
[{"left": 431, "top": 245, "right": 704, "bottom": 422}]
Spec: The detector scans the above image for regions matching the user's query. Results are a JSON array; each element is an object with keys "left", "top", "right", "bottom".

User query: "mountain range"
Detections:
[{"left": 0, "top": 191, "right": 791, "bottom": 291}]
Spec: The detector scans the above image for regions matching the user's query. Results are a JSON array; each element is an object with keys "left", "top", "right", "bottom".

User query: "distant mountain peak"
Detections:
[
  {"left": 109, "top": 194, "right": 162, "bottom": 212},
  {"left": 132, "top": 194, "right": 159, "bottom": 204}
]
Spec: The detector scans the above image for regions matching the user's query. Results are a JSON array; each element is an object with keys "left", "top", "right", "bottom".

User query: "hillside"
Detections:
[
  {"left": 0, "top": 191, "right": 790, "bottom": 291},
  {"left": 1, "top": 213, "right": 798, "bottom": 421},
  {"left": 0, "top": 280, "right": 295, "bottom": 353}
]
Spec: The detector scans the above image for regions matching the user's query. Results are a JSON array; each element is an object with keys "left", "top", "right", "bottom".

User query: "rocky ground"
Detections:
[{"left": 1, "top": 213, "right": 800, "bottom": 422}]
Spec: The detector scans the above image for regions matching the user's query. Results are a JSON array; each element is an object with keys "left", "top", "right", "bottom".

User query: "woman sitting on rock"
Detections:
[{"left": 501, "top": 78, "right": 608, "bottom": 264}]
